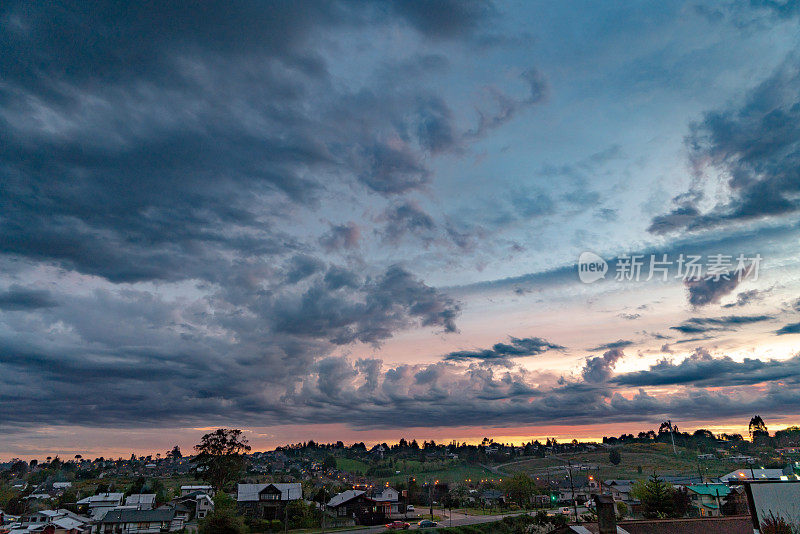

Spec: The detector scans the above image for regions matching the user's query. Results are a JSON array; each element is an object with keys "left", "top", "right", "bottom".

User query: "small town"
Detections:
[
  {"left": 1, "top": 418, "right": 799, "bottom": 533},
  {"left": 4, "top": 1, "right": 800, "bottom": 533}
]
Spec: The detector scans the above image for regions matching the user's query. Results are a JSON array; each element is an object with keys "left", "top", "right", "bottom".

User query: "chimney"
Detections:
[{"left": 594, "top": 494, "right": 617, "bottom": 534}]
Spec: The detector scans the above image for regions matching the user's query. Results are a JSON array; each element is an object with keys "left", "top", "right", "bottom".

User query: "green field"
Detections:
[
  {"left": 335, "top": 457, "right": 370, "bottom": 474},
  {"left": 501, "top": 443, "right": 733, "bottom": 480},
  {"left": 376, "top": 464, "right": 497, "bottom": 485}
]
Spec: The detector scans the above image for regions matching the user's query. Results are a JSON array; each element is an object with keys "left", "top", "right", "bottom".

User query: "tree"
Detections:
[
  {"left": 609, "top": 449, "right": 621, "bottom": 465},
  {"left": 631, "top": 474, "right": 675, "bottom": 518},
  {"left": 167, "top": 446, "right": 182, "bottom": 459},
  {"left": 194, "top": 428, "right": 251, "bottom": 490},
  {"left": 501, "top": 473, "right": 535, "bottom": 507},
  {"left": 749, "top": 415, "right": 769, "bottom": 440},
  {"left": 322, "top": 455, "right": 337, "bottom": 471},
  {"left": 199, "top": 492, "right": 248, "bottom": 534}
]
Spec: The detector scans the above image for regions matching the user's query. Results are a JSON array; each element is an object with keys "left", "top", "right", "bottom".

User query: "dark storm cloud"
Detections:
[
  {"left": 685, "top": 273, "right": 743, "bottom": 307},
  {"left": 588, "top": 340, "right": 634, "bottom": 351},
  {"left": 582, "top": 348, "right": 625, "bottom": 383},
  {"left": 0, "top": 285, "right": 57, "bottom": 310},
  {"left": 649, "top": 57, "right": 800, "bottom": 234},
  {"left": 777, "top": 322, "right": 800, "bottom": 335},
  {"left": 442, "top": 336, "right": 564, "bottom": 362},
  {"left": 615, "top": 350, "right": 800, "bottom": 387},
  {"left": 670, "top": 314, "right": 773, "bottom": 334},
  {"left": 723, "top": 288, "right": 768, "bottom": 307},
  {"left": 273, "top": 265, "right": 461, "bottom": 345},
  {"left": 0, "top": 1, "right": 528, "bottom": 283}
]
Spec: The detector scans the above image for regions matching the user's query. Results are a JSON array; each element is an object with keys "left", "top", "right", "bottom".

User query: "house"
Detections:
[
  {"left": 367, "top": 486, "right": 401, "bottom": 515},
  {"left": 157, "top": 504, "right": 189, "bottom": 530},
  {"left": 179, "top": 486, "right": 213, "bottom": 497},
  {"left": 719, "top": 467, "right": 791, "bottom": 482},
  {"left": 684, "top": 484, "right": 730, "bottom": 517},
  {"left": 76, "top": 493, "right": 124, "bottom": 520},
  {"left": 97, "top": 509, "right": 177, "bottom": 534},
  {"left": 52, "top": 483, "right": 72, "bottom": 491},
  {"left": 172, "top": 492, "right": 214, "bottom": 520},
  {"left": 325, "top": 490, "right": 386, "bottom": 526},
  {"left": 601, "top": 480, "right": 635, "bottom": 503},
  {"left": 697, "top": 454, "right": 716, "bottom": 460},
  {"left": 777, "top": 446, "right": 800, "bottom": 455},
  {"left": 480, "top": 489, "right": 505, "bottom": 506},
  {"left": 123, "top": 495, "right": 155, "bottom": 510},
  {"left": 236, "top": 483, "right": 302, "bottom": 520},
  {"left": 11, "top": 510, "right": 92, "bottom": 534}
]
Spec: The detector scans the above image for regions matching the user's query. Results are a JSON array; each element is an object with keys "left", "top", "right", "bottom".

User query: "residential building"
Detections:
[
  {"left": 719, "top": 467, "right": 792, "bottom": 482},
  {"left": 97, "top": 509, "right": 177, "bottom": 534},
  {"left": 179, "top": 486, "right": 213, "bottom": 497},
  {"left": 601, "top": 480, "right": 635, "bottom": 503},
  {"left": 76, "top": 493, "right": 124, "bottom": 520},
  {"left": 325, "top": 490, "right": 386, "bottom": 526},
  {"left": 123, "top": 495, "right": 155, "bottom": 510},
  {"left": 236, "top": 483, "right": 302, "bottom": 520},
  {"left": 367, "top": 486, "right": 401, "bottom": 515},
  {"left": 684, "top": 484, "right": 730, "bottom": 517}
]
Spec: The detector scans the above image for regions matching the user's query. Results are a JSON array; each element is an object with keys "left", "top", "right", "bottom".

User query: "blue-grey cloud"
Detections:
[
  {"left": 670, "top": 314, "right": 773, "bottom": 334},
  {"left": 443, "top": 336, "right": 564, "bottom": 361},
  {"left": 650, "top": 57, "right": 800, "bottom": 234},
  {"left": 777, "top": 322, "right": 800, "bottom": 335},
  {"left": 615, "top": 350, "right": 800, "bottom": 387},
  {"left": 588, "top": 340, "right": 634, "bottom": 351},
  {"left": 0, "top": 285, "right": 57, "bottom": 311}
]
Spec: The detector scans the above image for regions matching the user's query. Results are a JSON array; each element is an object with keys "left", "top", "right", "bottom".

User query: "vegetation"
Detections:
[
  {"left": 609, "top": 448, "right": 621, "bottom": 465},
  {"left": 199, "top": 492, "right": 248, "bottom": 534},
  {"left": 194, "top": 428, "right": 251, "bottom": 490}
]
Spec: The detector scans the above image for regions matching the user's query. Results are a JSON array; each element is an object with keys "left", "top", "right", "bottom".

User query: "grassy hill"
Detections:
[{"left": 500, "top": 443, "right": 734, "bottom": 481}]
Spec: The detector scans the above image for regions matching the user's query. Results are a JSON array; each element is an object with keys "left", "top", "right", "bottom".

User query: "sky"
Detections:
[{"left": 2, "top": 0, "right": 800, "bottom": 459}]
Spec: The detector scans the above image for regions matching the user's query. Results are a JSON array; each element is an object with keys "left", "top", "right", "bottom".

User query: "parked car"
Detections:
[
  {"left": 406, "top": 505, "right": 415, "bottom": 512},
  {"left": 385, "top": 520, "right": 410, "bottom": 530},
  {"left": 560, "top": 507, "right": 571, "bottom": 515},
  {"left": 418, "top": 519, "right": 438, "bottom": 528}
]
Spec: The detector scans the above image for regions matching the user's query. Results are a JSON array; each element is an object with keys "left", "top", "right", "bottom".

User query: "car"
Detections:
[
  {"left": 418, "top": 519, "right": 438, "bottom": 528},
  {"left": 560, "top": 507, "right": 571, "bottom": 515},
  {"left": 406, "top": 505, "right": 415, "bottom": 512},
  {"left": 385, "top": 520, "right": 410, "bottom": 530}
]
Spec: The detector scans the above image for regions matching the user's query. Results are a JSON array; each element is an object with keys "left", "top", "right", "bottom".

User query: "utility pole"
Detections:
[
  {"left": 429, "top": 481, "right": 433, "bottom": 520},
  {"left": 568, "top": 460, "right": 578, "bottom": 523},
  {"left": 321, "top": 485, "right": 326, "bottom": 534}
]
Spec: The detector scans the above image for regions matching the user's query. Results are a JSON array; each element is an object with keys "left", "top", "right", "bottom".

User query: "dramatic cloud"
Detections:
[
  {"left": 685, "top": 274, "right": 743, "bottom": 307},
  {"left": 0, "top": 285, "right": 57, "bottom": 311},
  {"left": 670, "top": 314, "right": 774, "bottom": 334},
  {"left": 443, "top": 336, "right": 564, "bottom": 362},
  {"left": 582, "top": 348, "right": 625, "bottom": 383},
  {"left": 650, "top": 58, "right": 800, "bottom": 234},
  {"left": 615, "top": 350, "right": 800, "bottom": 388},
  {"left": 588, "top": 340, "right": 634, "bottom": 351},
  {"left": 777, "top": 322, "right": 800, "bottom": 335}
]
